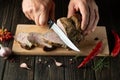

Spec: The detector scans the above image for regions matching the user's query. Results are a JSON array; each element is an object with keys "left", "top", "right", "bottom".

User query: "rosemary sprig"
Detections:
[{"left": 92, "top": 56, "right": 109, "bottom": 71}]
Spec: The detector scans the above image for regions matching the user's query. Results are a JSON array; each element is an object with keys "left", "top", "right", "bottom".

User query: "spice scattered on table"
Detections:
[{"left": 78, "top": 40, "right": 103, "bottom": 68}]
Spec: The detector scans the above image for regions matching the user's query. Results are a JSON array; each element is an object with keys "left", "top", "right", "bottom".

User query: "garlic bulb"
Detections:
[{"left": 0, "top": 44, "right": 12, "bottom": 58}]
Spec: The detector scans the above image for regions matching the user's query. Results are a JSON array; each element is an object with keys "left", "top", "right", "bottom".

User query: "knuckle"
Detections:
[
  {"left": 23, "top": 8, "right": 32, "bottom": 14},
  {"left": 40, "top": 5, "right": 47, "bottom": 11},
  {"left": 33, "top": 4, "right": 47, "bottom": 12}
]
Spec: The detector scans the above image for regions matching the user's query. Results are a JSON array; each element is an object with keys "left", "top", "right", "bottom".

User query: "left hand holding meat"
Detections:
[{"left": 67, "top": 0, "right": 99, "bottom": 35}]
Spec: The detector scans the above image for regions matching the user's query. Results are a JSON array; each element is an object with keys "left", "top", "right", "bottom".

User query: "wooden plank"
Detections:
[
  {"left": 93, "top": 57, "right": 111, "bottom": 80},
  {"left": 64, "top": 56, "right": 85, "bottom": 80},
  {"left": 64, "top": 56, "right": 96, "bottom": 80},
  {"left": 3, "top": 56, "right": 35, "bottom": 80},
  {"left": 12, "top": 24, "right": 109, "bottom": 56},
  {"left": 34, "top": 56, "right": 65, "bottom": 80},
  {"left": 110, "top": 56, "right": 120, "bottom": 80},
  {"left": 0, "top": 0, "right": 16, "bottom": 80},
  {"left": 1, "top": 0, "right": 35, "bottom": 80},
  {"left": 0, "top": 58, "right": 6, "bottom": 80},
  {"left": 0, "top": 1, "right": 8, "bottom": 80}
]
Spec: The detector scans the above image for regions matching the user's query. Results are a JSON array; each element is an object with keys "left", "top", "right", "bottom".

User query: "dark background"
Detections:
[
  {"left": 54, "top": 0, "right": 120, "bottom": 31},
  {"left": 0, "top": 0, "right": 120, "bottom": 30}
]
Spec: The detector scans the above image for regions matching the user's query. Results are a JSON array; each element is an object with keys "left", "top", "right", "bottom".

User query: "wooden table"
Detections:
[{"left": 0, "top": 0, "right": 120, "bottom": 80}]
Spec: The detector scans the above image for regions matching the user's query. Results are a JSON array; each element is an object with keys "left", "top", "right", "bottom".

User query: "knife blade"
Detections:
[{"left": 48, "top": 19, "right": 80, "bottom": 52}]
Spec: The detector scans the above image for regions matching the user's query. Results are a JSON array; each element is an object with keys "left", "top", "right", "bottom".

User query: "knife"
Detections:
[{"left": 48, "top": 19, "right": 80, "bottom": 52}]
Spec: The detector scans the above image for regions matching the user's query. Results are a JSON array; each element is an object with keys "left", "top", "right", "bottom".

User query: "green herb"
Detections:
[{"left": 92, "top": 57, "right": 109, "bottom": 71}]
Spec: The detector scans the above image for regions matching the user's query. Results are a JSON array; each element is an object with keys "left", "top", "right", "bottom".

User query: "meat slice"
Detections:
[
  {"left": 14, "top": 31, "right": 65, "bottom": 50},
  {"left": 14, "top": 32, "right": 33, "bottom": 50},
  {"left": 43, "top": 30, "right": 64, "bottom": 45},
  {"left": 28, "top": 31, "right": 65, "bottom": 48}
]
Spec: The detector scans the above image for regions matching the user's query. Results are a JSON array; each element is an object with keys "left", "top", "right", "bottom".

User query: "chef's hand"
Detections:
[
  {"left": 22, "top": 0, "right": 55, "bottom": 26},
  {"left": 67, "top": 0, "right": 99, "bottom": 35}
]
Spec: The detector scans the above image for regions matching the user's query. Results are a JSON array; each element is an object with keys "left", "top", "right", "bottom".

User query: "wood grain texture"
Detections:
[
  {"left": 0, "top": 0, "right": 120, "bottom": 80},
  {"left": 12, "top": 24, "right": 109, "bottom": 56}
]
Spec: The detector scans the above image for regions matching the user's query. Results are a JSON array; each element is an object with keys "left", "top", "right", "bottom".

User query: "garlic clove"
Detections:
[
  {"left": 50, "top": 57, "right": 63, "bottom": 67},
  {"left": 20, "top": 63, "right": 30, "bottom": 70},
  {"left": 55, "top": 61, "right": 63, "bottom": 67}
]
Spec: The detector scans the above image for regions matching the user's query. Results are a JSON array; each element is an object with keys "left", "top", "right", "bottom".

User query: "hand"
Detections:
[
  {"left": 22, "top": 0, "right": 55, "bottom": 26},
  {"left": 67, "top": 0, "right": 99, "bottom": 35}
]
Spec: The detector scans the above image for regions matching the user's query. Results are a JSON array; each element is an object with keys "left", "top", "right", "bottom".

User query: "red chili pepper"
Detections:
[
  {"left": 111, "top": 30, "right": 120, "bottom": 57},
  {"left": 77, "top": 41, "right": 103, "bottom": 68}
]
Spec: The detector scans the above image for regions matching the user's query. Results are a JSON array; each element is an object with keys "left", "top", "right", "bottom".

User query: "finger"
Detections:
[
  {"left": 23, "top": 8, "right": 34, "bottom": 20},
  {"left": 24, "top": 12, "right": 32, "bottom": 20},
  {"left": 67, "top": 3, "right": 76, "bottom": 18},
  {"left": 39, "top": 10, "right": 49, "bottom": 26},
  {"left": 79, "top": 3, "right": 89, "bottom": 31},
  {"left": 27, "top": 12, "right": 35, "bottom": 21},
  {"left": 34, "top": 13, "right": 40, "bottom": 25},
  {"left": 83, "top": 5, "right": 95, "bottom": 34},
  {"left": 92, "top": 6, "right": 99, "bottom": 32}
]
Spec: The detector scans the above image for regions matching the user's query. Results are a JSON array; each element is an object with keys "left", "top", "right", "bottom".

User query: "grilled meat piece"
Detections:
[{"left": 14, "top": 14, "right": 83, "bottom": 51}]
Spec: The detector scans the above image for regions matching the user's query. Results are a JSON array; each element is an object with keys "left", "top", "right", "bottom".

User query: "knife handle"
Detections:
[{"left": 48, "top": 19, "right": 54, "bottom": 28}]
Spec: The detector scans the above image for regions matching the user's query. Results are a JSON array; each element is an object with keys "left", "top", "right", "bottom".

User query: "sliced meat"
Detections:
[
  {"left": 14, "top": 31, "right": 65, "bottom": 50},
  {"left": 43, "top": 30, "right": 64, "bottom": 45},
  {"left": 14, "top": 32, "right": 33, "bottom": 50},
  {"left": 27, "top": 32, "right": 52, "bottom": 48},
  {"left": 14, "top": 14, "right": 83, "bottom": 51},
  {"left": 28, "top": 32, "right": 64, "bottom": 48}
]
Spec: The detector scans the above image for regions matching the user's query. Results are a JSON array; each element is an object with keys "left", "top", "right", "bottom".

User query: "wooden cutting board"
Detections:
[{"left": 12, "top": 24, "right": 110, "bottom": 56}]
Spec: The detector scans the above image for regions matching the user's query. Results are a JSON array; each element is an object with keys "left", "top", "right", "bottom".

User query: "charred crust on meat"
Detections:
[
  {"left": 20, "top": 44, "right": 35, "bottom": 50},
  {"left": 43, "top": 46, "right": 57, "bottom": 51},
  {"left": 14, "top": 14, "right": 84, "bottom": 51},
  {"left": 58, "top": 14, "right": 84, "bottom": 46}
]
